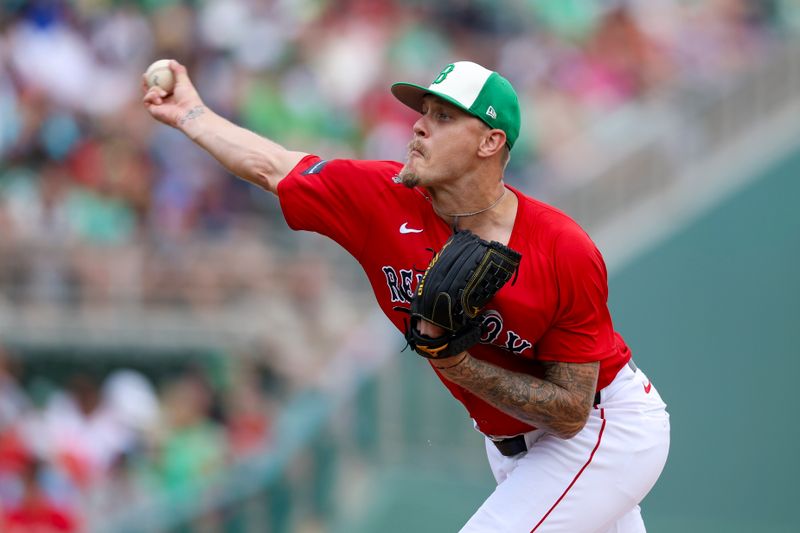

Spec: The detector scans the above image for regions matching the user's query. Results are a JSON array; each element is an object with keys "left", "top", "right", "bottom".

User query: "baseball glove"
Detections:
[{"left": 403, "top": 229, "right": 522, "bottom": 359}]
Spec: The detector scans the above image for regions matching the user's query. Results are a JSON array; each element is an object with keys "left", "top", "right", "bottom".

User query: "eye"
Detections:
[{"left": 437, "top": 112, "right": 450, "bottom": 121}]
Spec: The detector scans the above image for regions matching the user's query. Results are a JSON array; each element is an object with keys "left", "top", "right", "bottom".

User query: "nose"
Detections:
[{"left": 412, "top": 114, "right": 428, "bottom": 138}]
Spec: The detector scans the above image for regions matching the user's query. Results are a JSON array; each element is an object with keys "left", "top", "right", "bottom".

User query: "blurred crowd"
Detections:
[
  {"left": 0, "top": 0, "right": 797, "bottom": 311},
  {"left": 0, "top": 344, "right": 281, "bottom": 531},
  {"left": 1, "top": 1, "right": 799, "bottom": 528},
  {"left": 0, "top": 0, "right": 796, "bottom": 249}
]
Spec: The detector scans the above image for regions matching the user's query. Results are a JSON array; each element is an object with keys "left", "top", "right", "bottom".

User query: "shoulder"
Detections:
[
  {"left": 279, "top": 156, "right": 407, "bottom": 198},
  {"left": 512, "top": 188, "right": 594, "bottom": 249},
  {"left": 517, "top": 191, "right": 577, "bottom": 228},
  {"left": 291, "top": 157, "right": 404, "bottom": 180}
]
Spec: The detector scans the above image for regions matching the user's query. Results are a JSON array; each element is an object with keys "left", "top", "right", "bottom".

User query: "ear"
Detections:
[{"left": 477, "top": 129, "right": 507, "bottom": 159}]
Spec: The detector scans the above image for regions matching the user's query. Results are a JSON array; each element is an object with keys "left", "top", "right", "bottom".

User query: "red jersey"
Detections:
[{"left": 278, "top": 155, "right": 631, "bottom": 436}]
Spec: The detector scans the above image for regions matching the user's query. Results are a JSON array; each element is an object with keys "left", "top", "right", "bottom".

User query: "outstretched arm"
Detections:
[{"left": 141, "top": 60, "right": 307, "bottom": 195}]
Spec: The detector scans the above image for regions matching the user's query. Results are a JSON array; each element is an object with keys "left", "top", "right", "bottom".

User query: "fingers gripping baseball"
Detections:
[{"left": 142, "top": 60, "right": 203, "bottom": 129}]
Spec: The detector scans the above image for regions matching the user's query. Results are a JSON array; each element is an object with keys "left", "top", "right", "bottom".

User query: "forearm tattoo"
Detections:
[
  {"left": 439, "top": 356, "right": 599, "bottom": 438},
  {"left": 179, "top": 105, "right": 206, "bottom": 126}
]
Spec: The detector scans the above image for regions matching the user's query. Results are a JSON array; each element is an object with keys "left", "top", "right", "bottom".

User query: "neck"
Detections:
[
  {"left": 427, "top": 181, "right": 517, "bottom": 243},
  {"left": 431, "top": 186, "right": 506, "bottom": 219},
  {"left": 426, "top": 167, "right": 504, "bottom": 213}
]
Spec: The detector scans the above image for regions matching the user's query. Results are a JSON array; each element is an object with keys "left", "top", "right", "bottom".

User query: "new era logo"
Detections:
[{"left": 486, "top": 106, "right": 497, "bottom": 119}]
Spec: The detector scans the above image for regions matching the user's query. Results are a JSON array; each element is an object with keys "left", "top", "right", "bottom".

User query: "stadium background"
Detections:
[{"left": 0, "top": 0, "right": 798, "bottom": 531}]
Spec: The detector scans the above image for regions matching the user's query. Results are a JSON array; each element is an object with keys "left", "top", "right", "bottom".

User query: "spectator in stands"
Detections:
[
  {"left": 0, "top": 458, "right": 78, "bottom": 533},
  {"left": 154, "top": 372, "right": 226, "bottom": 493},
  {"left": 0, "top": 0, "right": 786, "bottom": 257}
]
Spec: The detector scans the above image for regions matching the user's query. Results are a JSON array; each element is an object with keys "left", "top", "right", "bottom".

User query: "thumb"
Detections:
[{"left": 169, "top": 60, "right": 192, "bottom": 86}]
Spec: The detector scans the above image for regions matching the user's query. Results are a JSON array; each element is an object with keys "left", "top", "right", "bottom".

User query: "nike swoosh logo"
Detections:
[
  {"left": 643, "top": 381, "right": 652, "bottom": 394},
  {"left": 399, "top": 222, "right": 423, "bottom": 234}
]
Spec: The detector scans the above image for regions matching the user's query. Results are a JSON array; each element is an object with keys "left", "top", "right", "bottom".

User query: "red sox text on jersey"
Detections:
[{"left": 381, "top": 265, "right": 533, "bottom": 355}]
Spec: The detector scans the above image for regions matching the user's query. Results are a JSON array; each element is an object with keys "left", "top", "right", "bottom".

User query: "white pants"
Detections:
[{"left": 461, "top": 363, "right": 670, "bottom": 533}]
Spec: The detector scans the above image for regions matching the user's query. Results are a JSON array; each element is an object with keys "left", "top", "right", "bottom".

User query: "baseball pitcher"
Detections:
[{"left": 143, "top": 60, "right": 670, "bottom": 532}]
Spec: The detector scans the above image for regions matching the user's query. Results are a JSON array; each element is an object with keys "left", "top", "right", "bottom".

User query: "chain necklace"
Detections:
[{"left": 429, "top": 187, "right": 507, "bottom": 224}]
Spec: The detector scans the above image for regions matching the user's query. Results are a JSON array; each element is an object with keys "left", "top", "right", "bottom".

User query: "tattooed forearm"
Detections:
[
  {"left": 179, "top": 105, "right": 206, "bottom": 126},
  {"left": 436, "top": 356, "right": 599, "bottom": 439}
]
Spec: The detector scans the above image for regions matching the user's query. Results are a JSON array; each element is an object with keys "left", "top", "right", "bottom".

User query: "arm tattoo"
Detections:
[
  {"left": 438, "top": 356, "right": 599, "bottom": 438},
  {"left": 179, "top": 105, "right": 206, "bottom": 126}
]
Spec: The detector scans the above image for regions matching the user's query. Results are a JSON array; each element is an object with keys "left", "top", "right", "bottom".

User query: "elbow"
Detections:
[
  {"left": 554, "top": 423, "right": 584, "bottom": 440},
  {"left": 241, "top": 155, "right": 281, "bottom": 193},
  {"left": 253, "top": 169, "right": 279, "bottom": 194},
  {"left": 552, "top": 408, "right": 591, "bottom": 440},
  {"left": 245, "top": 149, "right": 304, "bottom": 194}
]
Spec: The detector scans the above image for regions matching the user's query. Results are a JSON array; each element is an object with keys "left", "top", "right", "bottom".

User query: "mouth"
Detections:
[{"left": 407, "top": 140, "right": 426, "bottom": 160}]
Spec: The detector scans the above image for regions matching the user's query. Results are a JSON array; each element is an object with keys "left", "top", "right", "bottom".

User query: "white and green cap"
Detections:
[{"left": 391, "top": 61, "right": 521, "bottom": 149}]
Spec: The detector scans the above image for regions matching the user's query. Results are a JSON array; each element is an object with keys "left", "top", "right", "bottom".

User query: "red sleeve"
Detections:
[
  {"left": 535, "top": 226, "right": 617, "bottom": 363},
  {"left": 277, "top": 155, "right": 402, "bottom": 257}
]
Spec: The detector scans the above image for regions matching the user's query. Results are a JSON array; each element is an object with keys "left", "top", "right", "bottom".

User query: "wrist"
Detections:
[
  {"left": 178, "top": 105, "right": 209, "bottom": 140},
  {"left": 431, "top": 352, "right": 468, "bottom": 370}
]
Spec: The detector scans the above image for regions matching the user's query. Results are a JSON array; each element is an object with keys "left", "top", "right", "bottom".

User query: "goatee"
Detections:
[
  {"left": 398, "top": 167, "right": 420, "bottom": 188},
  {"left": 399, "top": 139, "right": 426, "bottom": 188}
]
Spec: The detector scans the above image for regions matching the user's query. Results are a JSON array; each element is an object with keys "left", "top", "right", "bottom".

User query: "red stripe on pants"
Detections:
[{"left": 531, "top": 408, "right": 607, "bottom": 532}]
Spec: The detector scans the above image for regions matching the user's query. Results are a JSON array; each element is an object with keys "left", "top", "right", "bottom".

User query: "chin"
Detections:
[{"left": 398, "top": 166, "right": 420, "bottom": 188}]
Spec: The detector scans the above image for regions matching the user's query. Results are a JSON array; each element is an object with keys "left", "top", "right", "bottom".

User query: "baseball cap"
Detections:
[{"left": 391, "top": 61, "right": 521, "bottom": 149}]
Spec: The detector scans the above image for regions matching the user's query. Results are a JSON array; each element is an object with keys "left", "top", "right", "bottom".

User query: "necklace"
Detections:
[{"left": 430, "top": 187, "right": 507, "bottom": 220}]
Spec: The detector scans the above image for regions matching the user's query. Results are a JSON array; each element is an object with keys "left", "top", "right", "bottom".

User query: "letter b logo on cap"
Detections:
[{"left": 433, "top": 64, "right": 455, "bottom": 84}]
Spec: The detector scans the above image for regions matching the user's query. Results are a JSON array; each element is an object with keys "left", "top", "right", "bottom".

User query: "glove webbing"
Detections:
[{"left": 461, "top": 244, "right": 521, "bottom": 318}]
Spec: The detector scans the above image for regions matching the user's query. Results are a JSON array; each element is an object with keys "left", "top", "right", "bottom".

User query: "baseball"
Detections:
[{"left": 145, "top": 59, "right": 175, "bottom": 94}]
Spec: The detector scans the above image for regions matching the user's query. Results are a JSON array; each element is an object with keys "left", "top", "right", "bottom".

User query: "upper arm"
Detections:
[
  {"left": 542, "top": 360, "right": 599, "bottom": 414},
  {"left": 536, "top": 227, "right": 616, "bottom": 362}
]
